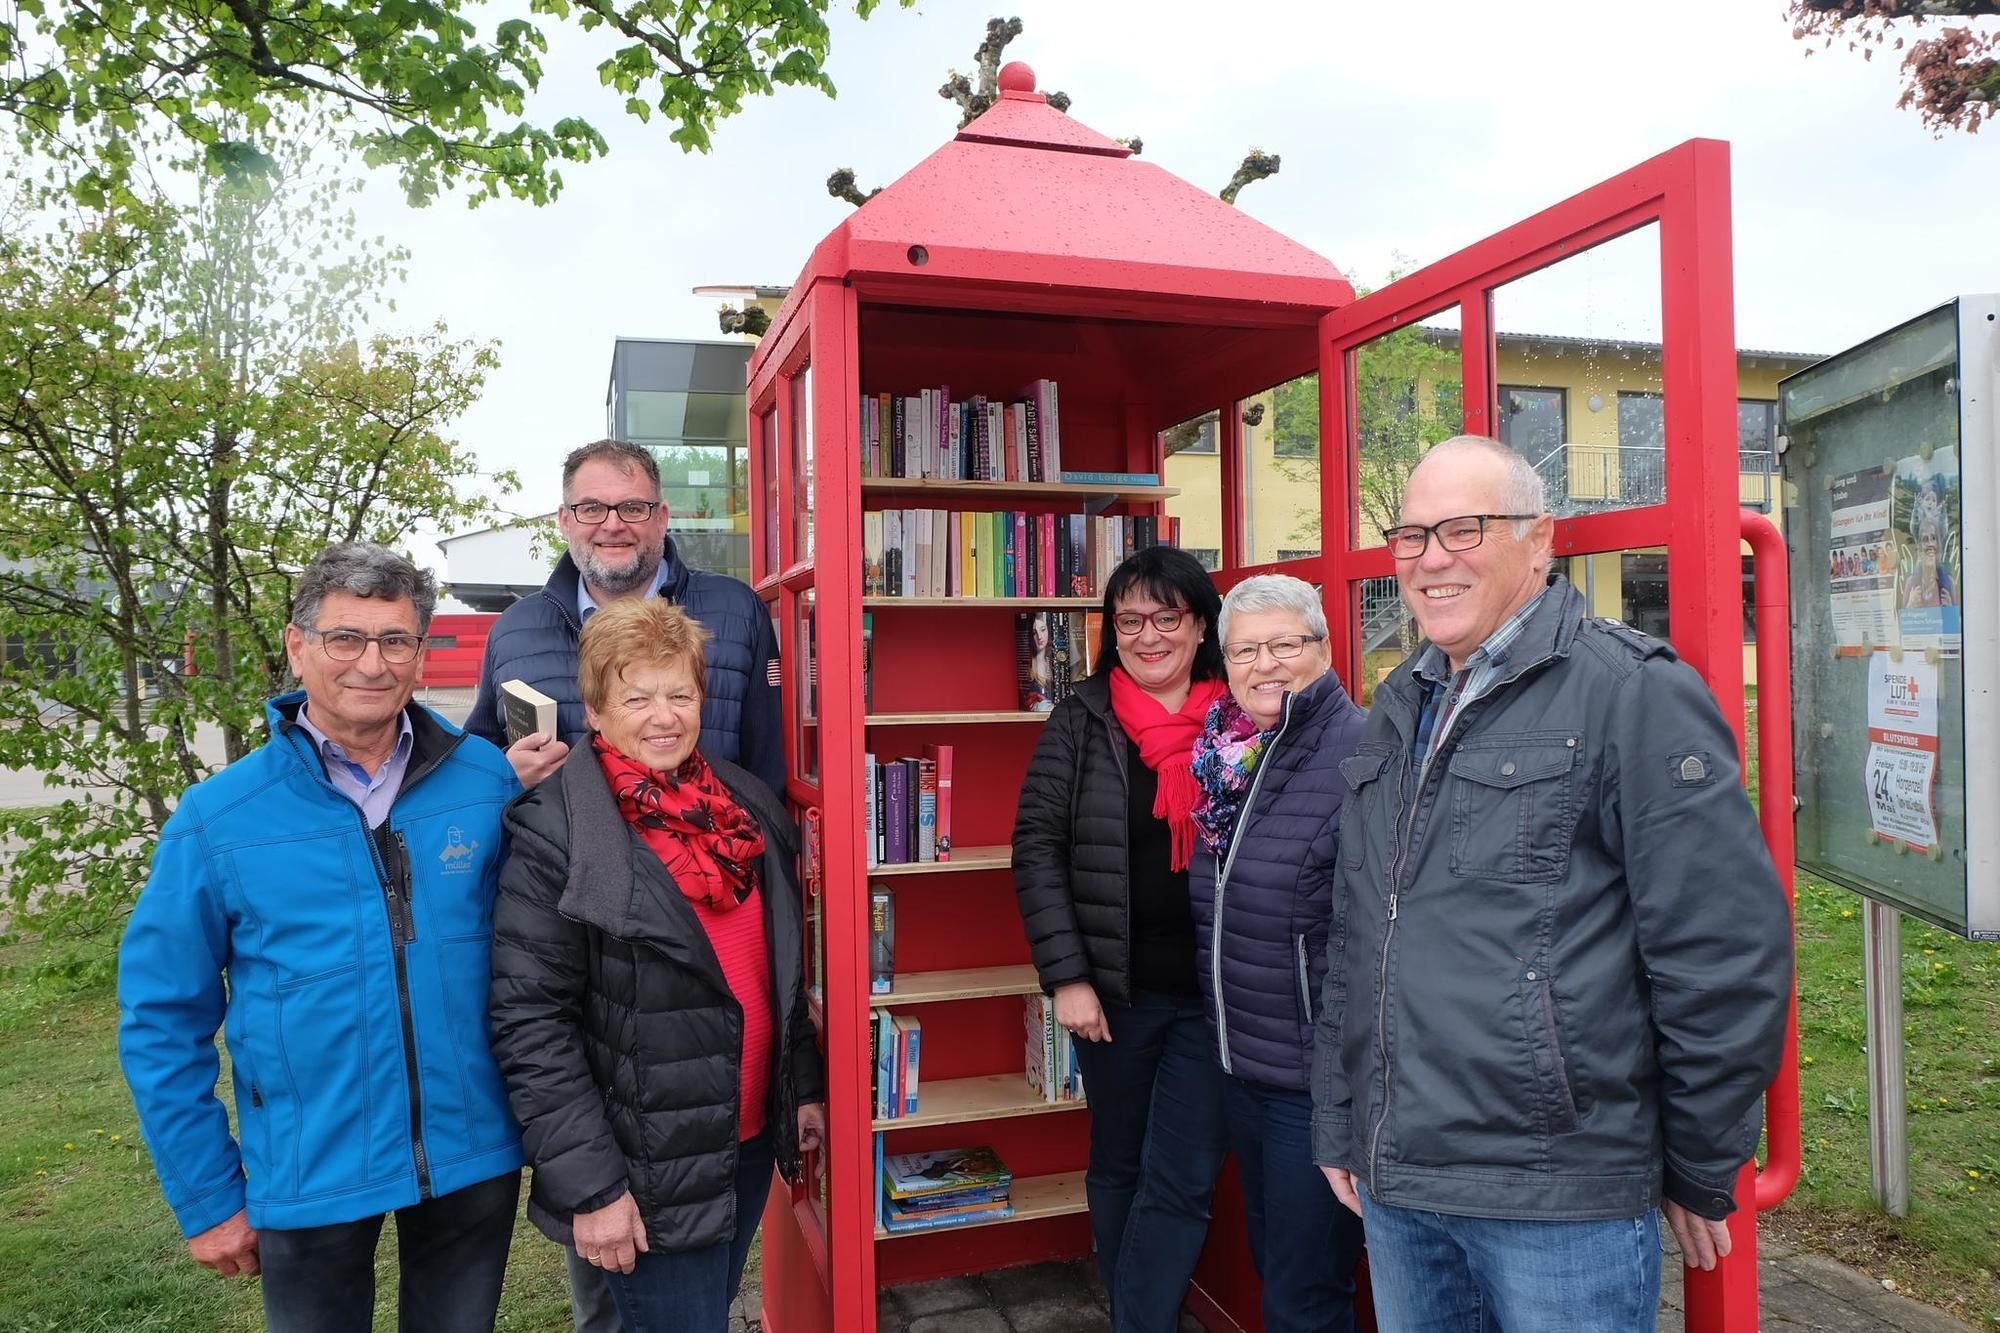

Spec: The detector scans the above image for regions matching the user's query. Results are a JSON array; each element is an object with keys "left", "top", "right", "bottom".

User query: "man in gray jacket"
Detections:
[{"left": 1311, "top": 436, "right": 1791, "bottom": 1331}]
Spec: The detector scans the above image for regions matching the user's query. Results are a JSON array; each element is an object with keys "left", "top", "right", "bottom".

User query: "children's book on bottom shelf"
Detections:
[{"left": 880, "top": 1146, "right": 1014, "bottom": 1233}]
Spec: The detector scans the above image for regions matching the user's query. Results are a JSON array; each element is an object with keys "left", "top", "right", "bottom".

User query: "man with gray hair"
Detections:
[
  {"left": 1310, "top": 436, "right": 1791, "bottom": 1330},
  {"left": 118, "top": 541, "right": 525, "bottom": 1333}
]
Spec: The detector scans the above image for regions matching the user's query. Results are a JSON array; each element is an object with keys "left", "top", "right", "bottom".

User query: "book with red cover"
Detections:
[{"left": 923, "top": 743, "right": 954, "bottom": 861}]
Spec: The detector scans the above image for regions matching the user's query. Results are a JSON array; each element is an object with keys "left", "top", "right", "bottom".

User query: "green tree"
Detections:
[
  {"left": 0, "top": 129, "right": 515, "bottom": 976},
  {"left": 2, "top": 0, "right": 913, "bottom": 205},
  {"left": 1790, "top": 0, "right": 2000, "bottom": 133},
  {"left": 1268, "top": 321, "right": 1464, "bottom": 549}
]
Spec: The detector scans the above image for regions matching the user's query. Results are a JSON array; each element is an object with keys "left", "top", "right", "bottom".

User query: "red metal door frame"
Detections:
[{"left": 1315, "top": 138, "right": 1799, "bottom": 1333}]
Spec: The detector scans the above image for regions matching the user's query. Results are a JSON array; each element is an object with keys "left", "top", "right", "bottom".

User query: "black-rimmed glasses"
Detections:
[
  {"left": 305, "top": 629, "right": 425, "bottom": 664},
  {"left": 1113, "top": 609, "right": 1188, "bottom": 636},
  {"left": 1222, "top": 634, "right": 1324, "bottom": 666},
  {"left": 565, "top": 499, "right": 661, "bottom": 525},
  {"left": 1382, "top": 513, "right": 1539, "bottom": 560}
]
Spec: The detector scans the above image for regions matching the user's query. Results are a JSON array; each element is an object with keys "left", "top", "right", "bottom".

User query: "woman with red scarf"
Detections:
[
  {"left": 1012, "top": 546, "right": 1232, "bottom": 1333},
  {"left": 489, "top": 599, "right": 825, "bottom": 1333}
]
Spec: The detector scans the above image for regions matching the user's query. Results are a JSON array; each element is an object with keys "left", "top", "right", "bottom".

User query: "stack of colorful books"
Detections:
[{"left": 879, "top": 1147, "right": 1014, "bottom": 1234}]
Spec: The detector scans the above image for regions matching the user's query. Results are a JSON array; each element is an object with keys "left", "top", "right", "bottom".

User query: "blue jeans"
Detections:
[
  {"left": 259, "top": 1171, "right": 520, "bottom": 1333},
  {"left": 1070, "top": 990, "right": 1229, "bottom": 1333},
  {"left": 601, "top": 1132, "right": 775, "bottom": 1333},
  {"left": 1359, "top": 1184, "right": 1661, "bottom": 1332},
  {"left": 1223, "top": 1078, "right": 1364, "bottom": 1333}
]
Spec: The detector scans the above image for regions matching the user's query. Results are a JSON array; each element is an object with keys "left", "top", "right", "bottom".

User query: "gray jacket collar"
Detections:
[{"left": 1377, "top": 576, "right": 1585, "bottom": 732}]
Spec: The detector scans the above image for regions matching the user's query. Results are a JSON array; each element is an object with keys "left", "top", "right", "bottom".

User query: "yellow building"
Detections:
[{"left": 1162, "top": 332, "right": 1819, "bottom": 684}]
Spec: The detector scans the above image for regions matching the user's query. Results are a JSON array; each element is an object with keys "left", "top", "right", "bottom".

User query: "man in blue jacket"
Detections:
[
  {"left": 467, "top": 439, "right": 784, "bottom": 797},
  {"left": 118, "top": 542, "right": 525, "bottom": 1333}
]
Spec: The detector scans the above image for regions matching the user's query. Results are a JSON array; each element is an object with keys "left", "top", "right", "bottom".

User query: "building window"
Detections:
[
  {"left": 1621, "top": 552, "right": 1759, "bottom": 645},
  {"left": 1498, "top": 386, "right": 1566, "bottom": 464},
  {"left": 1185, "top": 548, "right": 1221, "bottom": 572},
  {"left": 1616, "top": 391, "right": 1664, "bottom": 450},
  {"left": 1276, "top": 549, "right": 1319, "bottom": 562},
  {"left": 1165, "top": 412, "right": 1219, "bottom": 455}
]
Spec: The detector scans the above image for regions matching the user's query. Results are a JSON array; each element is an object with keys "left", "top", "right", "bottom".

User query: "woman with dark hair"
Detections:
[{"left": 1012, "top": 545, "right": 1231, "bottom": 1333}]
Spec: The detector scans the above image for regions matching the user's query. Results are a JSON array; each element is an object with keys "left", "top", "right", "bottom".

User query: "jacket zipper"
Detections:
[
  {"left": 1294, "top": 935, "right": 1314, "bottom": 1024},
  {"left": 1101, "top": 709, "right": 1133, "bottom": 1004},
  {"left": 1211, "top": 691, "right": 1296, "bottom": 1074},
  {"left": 284, "top": 720, "right": 462, "bottom": 1201}
]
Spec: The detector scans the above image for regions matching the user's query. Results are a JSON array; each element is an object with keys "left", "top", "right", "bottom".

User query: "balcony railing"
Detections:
[{"left": 1527, "top": 444, "right": 1774, "bottom": 514}]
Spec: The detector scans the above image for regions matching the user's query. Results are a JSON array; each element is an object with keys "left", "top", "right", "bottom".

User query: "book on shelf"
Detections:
[
  {"left": 874, "top": 1009, "right": 897, "bottom": 1119},
  {"left": 1018, "top": 610, "right": 1098, "bottom": 712},
  {"left": 883, "top": 763, "right": 911, "bottom": 863},
  {"left": 869, "top": 886, "right": 895, "bottom": 996},
  {"left": 892, "top": 1012, "right": 922, "bottom": 1117},
  {"left": 923, "top": 744, "right": 953, "bottom": 861},
  {"left": 1024, "top": 994, "right": 1086, "bottom": 1105},
  {"left": 861, "top": 508, "right": 1180, "bottom": 600},
  {"left": 882, "top": 1196, "right": 1015, "bottom": 1233},
  {"left": 883, "top": 1147, "right": 1014, "bottom": 1200},
  {"left": 1058, "top": 470, "right": 1161, "bottom": 487},
  {"left": 500, "top": 679, "right": 558, "bottom": 745},
  {"left": 859, "top": 380, "right": 1065, "bottom": 483},
  {"left": 863, "top": 750, "right": 879, "bottom": 868},
  {"left": 915, "top": 757, "right": 938, "bottom": 862}
]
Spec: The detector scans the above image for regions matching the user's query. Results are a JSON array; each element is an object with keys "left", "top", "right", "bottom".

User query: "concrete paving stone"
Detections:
[
  {"left": 891, "top": 1275, "right": 993, "bottom": 1320},
  {"left": 1003, "top": 1297, "right": 1112, "bottom": 1333},
  {"left": 1655, "top": 1306, "right": 1686, "bottom": 1333},
  {"left": 876, "top": 1291, "right": 902, "bottom": 1333},
  {"left": 1761, "top": 1232, "right": 1800, "bottom": 1260},
  {"left": 982, "top": 1261, "right": 1098, "bottom": 1310},
  {"left": 1778, "top": 1255, "right": 1976, "bottom": 1331},
  {"left": 1783, "top": 1253, "right": 1904, "bottom": 1304},
  {"left": 909, "top": 1309, "right": 1012, "bottom": 1333},
  {"left": 1763, "top": 1275, "right": 1885, "bottom": 1329}
]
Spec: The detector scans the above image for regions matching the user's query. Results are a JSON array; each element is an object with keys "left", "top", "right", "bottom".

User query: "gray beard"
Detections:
[{"left": 574, "top": 540, "right": 663, "bottom": 596}]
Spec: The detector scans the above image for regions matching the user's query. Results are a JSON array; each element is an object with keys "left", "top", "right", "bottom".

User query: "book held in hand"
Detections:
[{"left": 500, "top": 679, "right": 559, "bottom": 745}]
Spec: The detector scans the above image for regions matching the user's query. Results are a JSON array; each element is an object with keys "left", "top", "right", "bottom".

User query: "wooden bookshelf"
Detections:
[
  {"left": 869, "top": 964, "right": 1040, "bottom": 1008},
  {"left": 862, "top": 596, "right": 1098, "bottom": 609},
  {"left": 865, "top": 711, "right": 1050, "bottom": 727},
  {"left": 872, "top": 1073, "right": 1087, "bottom": 1131},
  {"left": 870, "top": 844, "right": 1011, "bottom": 876},
  {"left": 861, "top": 477, "right": 1177, "bottom": 502},
  {"left": 875, "top": 1169, "right": 1088, "bottom": 1240}
]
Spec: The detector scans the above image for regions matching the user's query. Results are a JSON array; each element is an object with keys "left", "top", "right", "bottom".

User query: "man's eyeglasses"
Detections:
[
  {"left": 565, "top": 499, "right": 661, "bottom": 525},
  {"left": 306, "top": 629, "right": 425, "bottom": 664},
  {"left": 1382, "top": 514, "right": 1539, "bottom": 561},
  {"left": 1222, "top": 634, "right": 1324, "bottom": 666},
  {"left": 1113, "top": 609, "right": 1188, "bottom": 636}
]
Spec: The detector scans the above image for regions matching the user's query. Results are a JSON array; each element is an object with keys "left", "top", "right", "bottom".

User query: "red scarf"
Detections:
[
  {"left": 595, "top": 737, "right": 765, "bottom": 911},
  {"left": 1107, "top": 668, "right": 1227, "bottom": 871}
]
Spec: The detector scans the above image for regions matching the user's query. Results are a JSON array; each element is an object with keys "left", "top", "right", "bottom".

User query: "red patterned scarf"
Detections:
[
  {"left": 1107, "top": 668, "right": 1228, "bottom": 871},
  {"left": 595, "top": 737, "right": 765, "bottom": 910}
]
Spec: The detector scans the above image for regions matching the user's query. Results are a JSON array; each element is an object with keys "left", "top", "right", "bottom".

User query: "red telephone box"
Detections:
[{"left": 748, "top": 60, "right": 1798, "bottom": 1333}]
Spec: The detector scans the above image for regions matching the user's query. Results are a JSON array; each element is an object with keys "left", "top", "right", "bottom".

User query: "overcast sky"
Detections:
[{"left": 345, "top": 0, "right": 2000, "bottom": 541}]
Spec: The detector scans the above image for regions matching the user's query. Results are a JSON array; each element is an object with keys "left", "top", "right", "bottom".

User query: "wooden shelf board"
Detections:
[
  {"left": 870, "top": 964, "right": 1040, "bottom": 1008},
  {"left": 870, "top": 845, "right": 1011, "bottom": 876},
  {"left": 875, "top": 1169, "right": 1088, "bottom": 1240},
  {"left": 860, "top": 477, "right": 1178, "bottom": 501},
  {"left": 865, "top": 711, "right": 1050, "bottom": 726},
  {"left": 862, "top": 596, "right": 1099, "bottom": 609},
  {"left": 871, "top": 1074, "right": 1086, "bottom": 1131}
]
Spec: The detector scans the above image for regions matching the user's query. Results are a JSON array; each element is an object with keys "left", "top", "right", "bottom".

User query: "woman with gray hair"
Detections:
[{"left": 1189, "top": 573, "right": 1366, "bottom": 1332}]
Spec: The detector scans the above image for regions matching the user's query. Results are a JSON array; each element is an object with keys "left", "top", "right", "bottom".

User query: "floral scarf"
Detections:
[
  {"left": 1191, "top": 692, "right": 1275, "bottom": 856},
  {"left": 595, "top": 737, "right": 765, "bottom": 910}
]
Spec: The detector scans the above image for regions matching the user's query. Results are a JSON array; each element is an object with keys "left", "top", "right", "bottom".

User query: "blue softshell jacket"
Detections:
[{"left": 117, "top": 694, "right": 525, "bottom": 1237}]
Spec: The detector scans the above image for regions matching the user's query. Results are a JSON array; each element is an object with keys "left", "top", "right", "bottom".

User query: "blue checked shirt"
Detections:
[
  {"left": 1409, "top": 586, "right": 1552, "bottom": 775},
  {"left": 295, "top": 705, "right": 414, "bottom": 829}
]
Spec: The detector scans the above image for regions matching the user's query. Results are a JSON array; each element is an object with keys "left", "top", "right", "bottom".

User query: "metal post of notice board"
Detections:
[{"left": 1863, "top": 899, "right": 1909, "bottom": 1216}]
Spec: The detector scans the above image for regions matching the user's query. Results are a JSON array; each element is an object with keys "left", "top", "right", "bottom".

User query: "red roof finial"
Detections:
[{"left": 998, "top": 62, "right": 1036, "bottom": 95}]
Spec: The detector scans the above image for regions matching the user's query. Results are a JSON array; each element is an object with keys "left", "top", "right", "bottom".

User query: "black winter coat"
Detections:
[
  {"left": 488, "top": 743, "right": 824, "bottom": 1253},
  {"left": 1011, "top": 674, "right": 1145, "bottom": 1004}
]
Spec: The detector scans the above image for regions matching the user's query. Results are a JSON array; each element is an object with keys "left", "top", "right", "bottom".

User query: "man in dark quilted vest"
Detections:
[
  {"left": 468, "top": 438, "right": 784, "bottom": 799},
  {"left": 470, "top": 440, "right": 785, "bottom": 1333}
]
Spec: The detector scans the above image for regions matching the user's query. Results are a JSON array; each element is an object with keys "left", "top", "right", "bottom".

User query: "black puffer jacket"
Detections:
[
  {"left": 1012, "top": 674, "right": 1140, "bottom": 1004},
  {"left": 488, "top": 743, "right": 824, "bottom": 1253}
]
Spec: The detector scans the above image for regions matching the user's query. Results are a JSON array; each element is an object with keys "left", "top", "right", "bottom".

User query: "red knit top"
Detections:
[{"left": 691, "top": 887, "right": 775, "bottom": 1141}]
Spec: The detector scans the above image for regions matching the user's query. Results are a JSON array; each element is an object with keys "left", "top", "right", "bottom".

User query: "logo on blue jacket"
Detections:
[{"left": 439, "top": 826, "right": 480, "bottom": 874}]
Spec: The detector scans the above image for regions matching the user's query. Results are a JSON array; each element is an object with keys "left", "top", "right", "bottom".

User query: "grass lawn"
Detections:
[{"left": 1, "top": 867, "right": 1994, "bottom": 1327}]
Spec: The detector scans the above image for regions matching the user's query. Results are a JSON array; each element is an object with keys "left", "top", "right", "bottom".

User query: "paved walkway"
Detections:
[{"left": 736, "top": 1231, "right": 1974, "bottom": 1332}]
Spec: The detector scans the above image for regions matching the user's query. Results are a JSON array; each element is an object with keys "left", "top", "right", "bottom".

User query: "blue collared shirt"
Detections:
[
  {"left": 1410, "top": 586, "right": 1551, "bottom": 773},
  {"left": 295, "top": 705, "right": 415, "bottom": 829},
  {"left": 576, "top": 558, "right": 672, "bottom": 624}
]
